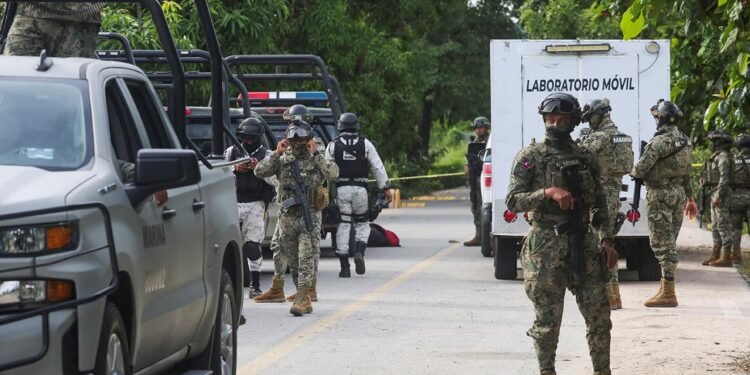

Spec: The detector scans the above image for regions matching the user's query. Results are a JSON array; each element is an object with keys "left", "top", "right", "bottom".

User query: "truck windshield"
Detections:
[{"left": 0, "top": 79, "right": 91, "bottom": 171}]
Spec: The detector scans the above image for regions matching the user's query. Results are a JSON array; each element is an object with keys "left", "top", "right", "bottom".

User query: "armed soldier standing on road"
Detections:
[
  {"left": 700, "top": 129, "right": 735, "bottom": 267},
  {"left": 631, "top": 99, "right": 698, "bottom": 308},
  {"left": 255, "top": 121, "right": 338, "bottom": 316},
  {"left": 580, "top": 98, "right": 633, "bottom": 311},
  {"left": 224, "top": 118, "right": 276, "bottom": 298},
  {"left": 730, "top": 134, "right": 750, "bottom": 264},
  {"left": 325, "top": 112, "right": 391, "bottom": 277},
  {"left": 3, "top": 2, "right": 103, "bottom": 57},
  {"left": 464, "top": 116, "right": 491, "bottom": 246},
  {"left": 506, "top": 92, "right": 617, "bottom": 375}
]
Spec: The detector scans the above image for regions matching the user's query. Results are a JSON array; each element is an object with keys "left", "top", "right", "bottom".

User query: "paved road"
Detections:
[{"left": 236, "top": 199, "right": 750, "bottom": 375}]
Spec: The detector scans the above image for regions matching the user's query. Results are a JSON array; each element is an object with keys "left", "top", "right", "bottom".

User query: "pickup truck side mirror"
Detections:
[{"left": 126, "top": 149, "right": 201, "bottom": 205}]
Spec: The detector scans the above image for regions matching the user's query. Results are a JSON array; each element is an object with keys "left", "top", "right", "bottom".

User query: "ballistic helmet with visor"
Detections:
[
  {"left": 236, "top": 117, "right": 264, "bottom": 140},
  {"left": 538, "top": 92, "right": 582, "bottom": 125},
  {"left": 736, "top": 134, "right": 750, "bottom": 149},
  {"left": 581, "top": 98, "right": 612, "bottom": 123},
  {"left": 471, "top": 116, "right": 491, "bottom": 129},
  {"left": 283, "top": 104, "right": 314, "bottom": 123},
  {"left": 650, "top": 99, "right": 683, "bottom": 126},
  {"left": 337, "top": 112, "right": 359, "bottom": 132},
  {"left": 285, "top": 121, "right": 313, "bottom": 141}
]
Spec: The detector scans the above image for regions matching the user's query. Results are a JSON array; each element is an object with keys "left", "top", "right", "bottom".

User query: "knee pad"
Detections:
[{"left": 243, "top": 241, "right": 262, "bottom": 261}]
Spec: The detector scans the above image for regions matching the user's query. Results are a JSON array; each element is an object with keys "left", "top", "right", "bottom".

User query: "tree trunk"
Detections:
[{"left": 419, "top": 96, "right": 433, "bottom": 156}]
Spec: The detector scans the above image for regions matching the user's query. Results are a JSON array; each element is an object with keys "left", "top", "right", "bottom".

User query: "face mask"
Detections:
[
  {"left": 545, "top": 119, "right": 573, "bottom": 141},
  {"left": 291, "top": 143, "right": 308, "bottom": 157},
  {"left": 588, "top": 113, "right": 603, "bottom": 130}
]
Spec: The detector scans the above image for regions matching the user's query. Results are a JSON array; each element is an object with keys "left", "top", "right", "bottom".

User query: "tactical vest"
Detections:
[
  {"left": 334, "top": 134, "right": 368, "bottom": 181},
  {"left": 643, "top": 129, "right": 692, "bottom": 184},
  {"left": 599, "top": 132, "right": 633, "bottom": 176},
  {"left": 278, "top": 155, "right": 326, "bottom": 212},
  {"left": 18, "top": 2, "right": 103, "bottom": 23},
  {"left": 702, "top": 150, "right": 732, "bottom": 188},
  {"left": 733, "top": 153, "right": 750, "bottom": 188},
  {"left": 530, "top": 142, "right": 599, "bottom": 220},
  {"left": 231, "top": 144, "right": 274, "bottom": 203}
]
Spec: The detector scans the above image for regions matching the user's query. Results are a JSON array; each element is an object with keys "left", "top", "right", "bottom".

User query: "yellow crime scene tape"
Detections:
[{"left": 364, "top": 171, "right": 468, "bottom": 208}]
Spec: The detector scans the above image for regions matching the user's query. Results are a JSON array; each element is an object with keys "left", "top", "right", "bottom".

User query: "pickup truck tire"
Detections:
[
  {"left": 480, "top": 204, "right": 493, "bottom": 257},
  {"left": 637, "top": 241, "right": 661, "bottom": 281},
  {"left": 95, "top": 303, "right": 132, "bottom": 375},
  {"left": 494, "top": 236, "right": 519, "bottom": 280},
  {"left": 193, "top": 269, "right": 237, "bottom": 375}
]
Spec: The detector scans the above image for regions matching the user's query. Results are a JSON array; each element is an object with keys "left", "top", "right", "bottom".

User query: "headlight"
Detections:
[
  {"left": 0, "top": 222, "right": 78, "bottom": 255},
  {"left": 0, "top": 280, "right": 76, "bottom": 310}
]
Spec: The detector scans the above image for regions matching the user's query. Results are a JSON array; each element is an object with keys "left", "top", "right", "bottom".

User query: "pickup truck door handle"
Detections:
[
  {"left": 162, "top": 207, "right": 177, "bottom": 220},
  {"left": 192, "top": 199, "right": 206, "bottom": 212}
]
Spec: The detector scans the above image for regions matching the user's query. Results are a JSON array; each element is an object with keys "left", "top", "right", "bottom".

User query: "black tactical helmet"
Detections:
[
  {"left": 650, "top": 99, "right": 683, "bottom": 126},
  {"left": 285, "top": 121, "right": 313, "bottom": 141},
  {"left": 283, "top": 104, "right": 314, "bottom": 123},
  {"left": 471, "top": 116, "right": 491, "bottom": 129},
  {"left": 736, "top": 134, "right": 750, "bottom": 149},
  {"left": 708, "top": 129, "right": 733, "bottom": 143},
  {"left": 538, "top": 92, "right": 582, "bottom": 125},
  {"left": 236, "top": 117, "right": 264, "bottom": 140},
  {"left": 337, "top": 112, "right": 360, "bottom": 132},
  {"left": 581, "top": 98, "right": 612, "bottom": 123}
]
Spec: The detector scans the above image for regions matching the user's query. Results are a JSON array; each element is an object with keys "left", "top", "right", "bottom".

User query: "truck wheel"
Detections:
[
  {"left": 638, "top": 241, "right": 661, "bottom": 281},
  {"left": 625, "top": 254, "right": 639, "bottom": 271},
  {"left": 95, "top": 303, "right": 132, "bottom": 375},
  {"left": 480, "top": 204, "right": 493, "bottom": 258},
  {"left": 193, "top": 270, "right": 237, "bottom": 374},
  {"left": 494, "top": 236, "right": 519, "bottom": 280}
]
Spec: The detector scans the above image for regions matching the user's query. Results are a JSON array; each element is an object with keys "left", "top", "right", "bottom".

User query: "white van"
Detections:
[{"left": 489, "top": 40, "right": 668, "bottom": 280}]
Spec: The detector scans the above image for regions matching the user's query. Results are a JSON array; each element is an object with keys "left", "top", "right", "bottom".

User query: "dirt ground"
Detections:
[{"left": 609, "top": 216, "right": 750, "bottom": 375}]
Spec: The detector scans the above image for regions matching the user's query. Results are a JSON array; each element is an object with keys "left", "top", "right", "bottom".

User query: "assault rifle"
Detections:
[
  {"left": 281, "top": 160, "right": 315, "bottom": 233},
  {"left": 628, "top": 141, "right": 648, "bottom": 226},
  {"left": 555, "top": 165, "right": 585, "bottom": 289}
]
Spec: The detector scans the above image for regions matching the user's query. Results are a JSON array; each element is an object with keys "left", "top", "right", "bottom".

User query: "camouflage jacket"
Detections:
[
  {"left": 17, "top": 2, "right": 103, "bottom": 24},
  {"left": 733, "top": 149, "right": 750, "bottom": 188},
  {"left": 506, "top": 137, "right": 612, "bottom": 239},
  {"left": 255, "top": 149, "right": 339, "bottom": 213},
  {"left": 580, "top": 119, "right": 634, "bottom": 191},
  {"left": 631, "top": 125, "right": 693, "bottom": 197},
  {"left": 702, "top": 149, "right": 733, "bottom": 201}
]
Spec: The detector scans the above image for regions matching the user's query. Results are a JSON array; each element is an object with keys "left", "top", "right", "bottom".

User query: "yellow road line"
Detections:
[{"left": 238, "top": 242, "right": 462, "bottom": 374}]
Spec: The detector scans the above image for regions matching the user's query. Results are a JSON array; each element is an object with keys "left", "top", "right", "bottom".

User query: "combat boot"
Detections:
[
  {"left": 709, "top": 252, "right": 733, "bottom": 267},
  {"left": 593, "top": 370, "right": 611, "bottom": 375},
  {"left": 644, "top": 278, "right": 678, "bottom": 308},
  {"left": 289, "top": 288, "right": 312, "bottom": 317},
  {"left": 463, "top": 226, "right": 481, "bottom": 247},
  {"left": 732, "top": 249, "right": 742, "bottom": 264},
  {"left": 354, "top": 241, "right": 366, "bottom": 275},
  {"left": 607, "top": 283, "right": 622, "bottom": 310},
  {"left": 702, "top": 246, "right": 721, "bottom": 266},
  {"left": 338, "top": 254, "right": 351, "bottom": 278},
  {"left": 254, "top": 277, "right": 286, "bottom": 303},
  {"left": 540, "top": 369, "right": 556, "bottom": 375},
  {"left": 287, "top": 278, "right": 318, "bottom": 302}
]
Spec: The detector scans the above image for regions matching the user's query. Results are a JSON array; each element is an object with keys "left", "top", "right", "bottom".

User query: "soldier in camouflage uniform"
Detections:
[
  {"left": 580, "top": 98, "right": 633, "bottom": 310},
  {"left": 507, "top": 93, "right": 617, "bottom": 375},
  {"left": 463, "top": 116, "right": 491, "bottom": 246},
  {"left": 700, "top": 129, "right": 735, "bottom": 267},
  {"left": 3, "top": 2, "right": 103, "bottom": 57},
  {"left": 729, "top": 134, "right": 750, "bottom": 264},
  {"left": 631, "top": 99, "right": 698, "bottom": 308},
  {"left": 255, "top": 121, "right": 338, "bottom": 316}
]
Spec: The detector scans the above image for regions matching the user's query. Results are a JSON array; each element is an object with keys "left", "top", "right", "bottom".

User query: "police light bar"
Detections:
[
  {"left": 544, "top": 43, "right": 611, "bottom": 54},
  {"left": 247, "top": 91, "right": 328, "bottom": 100}
]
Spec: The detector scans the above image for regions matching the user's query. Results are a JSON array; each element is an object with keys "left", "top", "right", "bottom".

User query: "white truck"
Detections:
[{"left": 489, "top": 39, "right": 669, "bottom": 281}]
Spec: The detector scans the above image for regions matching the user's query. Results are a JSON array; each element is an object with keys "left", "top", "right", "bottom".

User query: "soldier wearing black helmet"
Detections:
[
  {"left": 506, "top": 92, "right": 616, "bottom": 375},
  {"left": 324, "top": 112, "right": 391, "bottom": 277},
  {"left": 255, "top": 121, "right": 339, "bottom": 316},
  {"left": 463, "top": 116, "right": 491, "bottom": 246},
  {"left": 631, "top": 99, "right": 697, "bottom": 308},
  {"left": 729, "top": 134, "right": 750, "bottom": 264},
  {"left": 700, "top": 129, "right": 735, "bottom": 267},
  {"left": 224, "top": 117, "right": 276, "bottom": 298},
  {"left": 580, "top": 98, "right": 634, "bottom": 310}
]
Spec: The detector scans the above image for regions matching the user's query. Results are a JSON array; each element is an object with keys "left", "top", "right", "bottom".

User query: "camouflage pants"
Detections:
[
  {"left": 270, "top": 220, "right": 319, "bottom": 281},
  {"left": 603, "top": 186, "right": 622, "bottom": 284},
  {"left": 238, "top": 201, "right": 265, "bottom": 272},
  {"left": 335, "top": 185, "right": 370, "bottom": 256},
  {"left": 730, "top": 188, "right": 750, "bottom": 253},
  {"left": 277, "top": 210, "right": 322, "bottom": 289},
  {"left": 469, "top": 177, "right": 482, "bottom": 227},
  {"left": 521, "top": 225, "right": 611, "bottom": 373},
  {"left": 709, "top": 189, "right": 735, "bottom": 255},
  {"left": 646, "top": 186, "right": 686, "bottom": 280},
  {"left": 3, "top": 15, "right": 99, "bottom": 57}
]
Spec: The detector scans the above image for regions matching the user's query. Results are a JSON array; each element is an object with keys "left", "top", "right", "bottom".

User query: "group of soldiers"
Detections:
[
  {"left": 227, "top": 105, "right": 391, "bottom": 317},
  {"left": 484, "top": 91, "right": 747, "bottom": 375}
]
